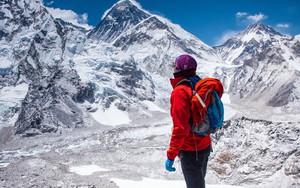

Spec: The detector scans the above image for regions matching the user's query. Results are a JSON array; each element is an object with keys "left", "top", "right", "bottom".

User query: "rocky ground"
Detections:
[
  {"left": 0, "top": 113, "right": 178, "bottom": 188},
  {"left": 1, "top": 115, "right": 299, "bottom": 188}
]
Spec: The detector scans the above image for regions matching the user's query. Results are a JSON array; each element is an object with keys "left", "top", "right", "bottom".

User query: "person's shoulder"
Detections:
[{"left": 172, "top": 84, "right": 192, "bottom": 97}]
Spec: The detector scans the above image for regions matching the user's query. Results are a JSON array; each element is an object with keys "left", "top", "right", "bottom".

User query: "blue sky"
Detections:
[{"left": 43, "top": 0, "right": 300, "bottom": 46}]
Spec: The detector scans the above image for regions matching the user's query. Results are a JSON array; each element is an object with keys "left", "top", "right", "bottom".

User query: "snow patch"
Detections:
[
  {"left": 0, "top": 83, "right": 29, "bottom": 103},
  {"left": 294, "top": 34, "right": 300, "bottom": 41},
  {"left": 69, "top": 165, "right": 109, "bottom": 176},
  {"left": 0, "top": 162, "right": 10, "bottom": 168},
  {"left": 142, "top": 100, "right": 166, "bottom": 113},
  {"left": 112, "top": 178, "right": 246, "bottom": 188},
  {"left": 221, "top": 93, "right": 238, "bottom": 121},
  {"left": 222, "top": 93, "right": 231, "bottom": 104},
  {"left": 0, "top": 83, "right": 29, "bottom": 126},
  {"left": 0, "top": 58, "right": 12, "bottom": 69},
  {"left": 91, "top": 102, "right": 131, "bottom": 126},
  {"left": 224, "top": 105, "right": 238, "bottom": 121}
]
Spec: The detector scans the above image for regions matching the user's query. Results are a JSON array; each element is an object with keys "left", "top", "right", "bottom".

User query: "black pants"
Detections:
[{"left": 180, "top": 146, "right": 211, "bottom": 188}]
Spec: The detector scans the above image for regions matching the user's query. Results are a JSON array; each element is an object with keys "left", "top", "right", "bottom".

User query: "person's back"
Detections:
[{"left": 165, "top": 54, "right": 211, "bottom": 188}]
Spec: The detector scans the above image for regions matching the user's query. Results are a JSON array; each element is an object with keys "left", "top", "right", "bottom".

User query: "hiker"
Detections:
[{"left": 165, "top": 54, "right": 211, "bottom": 188}]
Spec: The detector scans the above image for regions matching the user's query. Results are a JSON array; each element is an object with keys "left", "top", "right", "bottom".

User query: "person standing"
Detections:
[{"left": 165, "top": 54, "right": 211, "bottom": 188}]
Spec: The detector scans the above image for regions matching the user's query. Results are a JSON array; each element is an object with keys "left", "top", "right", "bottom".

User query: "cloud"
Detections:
[
  {"left": 46, "top": 7, "right": 93, "bottom": 30},
  {"left": 277, "top": 23, "right": 290, "bottom": 28},
  {"left": 275, "top": 23, "right": 291, "bottom": 36},
  {"left": 236, "top": 12, "right": 248, "bottom": 18},
  {"left": 247, "top": 13, "right": 268, "bottom": 23},
  {"left": 81, "top": 13, "right": 88, "bottom": 23},
  {"left": 236, "top": 12, "right": 268, "bottom": 24},
  {"left": 46, "top": 1, "right": 54, "bottom": 6},
  {"left": 214, "top": 30, "right": 240, "bottom": 46},
  {"left": 41, "top": 0, "right": 54, "bottom": 6}
]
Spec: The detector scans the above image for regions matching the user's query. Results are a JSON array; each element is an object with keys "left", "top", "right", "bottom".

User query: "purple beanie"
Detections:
[{"left": 173, "top": 54, "right": 197, "bottom": 73}]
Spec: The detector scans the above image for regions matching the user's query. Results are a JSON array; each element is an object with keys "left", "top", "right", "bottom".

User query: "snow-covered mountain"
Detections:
[
  {"left": 214, "top": 23, "right": 300, "bottom": 117},
  {"left": 87, "top": 0, "right": 150, "bottom": 43},
  {"left": 0, "top": 0, "right": 94, "bottom": 136},
  {"left": 87, "top": 0, "right": 224, "bottom": 77},
  {"left": 0, "top": 0, "right": 299, "bottom": 187},
  {"left": 0, "top": 0, "right": 222, "bottom": 134},
  {"left": 68, "top": 0, "right": 226, "bottom": 126}
]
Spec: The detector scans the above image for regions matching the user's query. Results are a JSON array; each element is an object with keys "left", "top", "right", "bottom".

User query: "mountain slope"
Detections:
[
  {"left": 214, "top": 23, "right": 300, "bottom": 115},
  {"left": 0, "top": 0, "right": 94, "bottom": 136},
  {"left": 112, "top": 15, "right": 225, "bottom": 77}
]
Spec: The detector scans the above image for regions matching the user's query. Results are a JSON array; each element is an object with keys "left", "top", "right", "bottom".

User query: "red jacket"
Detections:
[{"left": 167, "top": 77, "right": 211, "bottom": 160}]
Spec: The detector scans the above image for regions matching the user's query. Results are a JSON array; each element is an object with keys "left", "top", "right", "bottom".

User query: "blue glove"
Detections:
[{"left": 165, "top": 158, "right": 176, "bottom": 172}]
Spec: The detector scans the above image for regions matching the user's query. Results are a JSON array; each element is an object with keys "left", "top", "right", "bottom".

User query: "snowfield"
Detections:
[{"left": 68, "top": 165, "right": 245, "bottom": 187}]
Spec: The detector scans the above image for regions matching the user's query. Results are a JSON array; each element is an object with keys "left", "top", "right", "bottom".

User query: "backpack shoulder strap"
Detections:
[
  {"left": 193, "top": 91, "right": 206, "bottom": 108},
  {"left": 174, "top": 79, "right": 191, "bottom": 88}
]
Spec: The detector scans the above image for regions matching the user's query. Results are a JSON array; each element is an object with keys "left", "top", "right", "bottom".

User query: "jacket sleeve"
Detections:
[{"left": 167, "top": 86, "right": 191, "bottom": 160}]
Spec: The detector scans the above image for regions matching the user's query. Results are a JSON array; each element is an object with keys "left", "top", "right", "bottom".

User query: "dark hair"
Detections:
[{"left": 173, "top": 69, "right": 196, "bottom": 78}]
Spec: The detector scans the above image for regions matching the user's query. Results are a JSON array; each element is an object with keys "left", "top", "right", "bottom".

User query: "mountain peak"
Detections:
[
  {"left": 109, "top": 0, "right": 136, "bottom": 12},
  {"left": 115, "top": 0, "right": 140, "bottom": 8},
  {"left": 244, "top": 22, "right": 282, "bottom": 37},
  {"left": 87, "top": 0, "right": 149, "bottom": 42}
]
